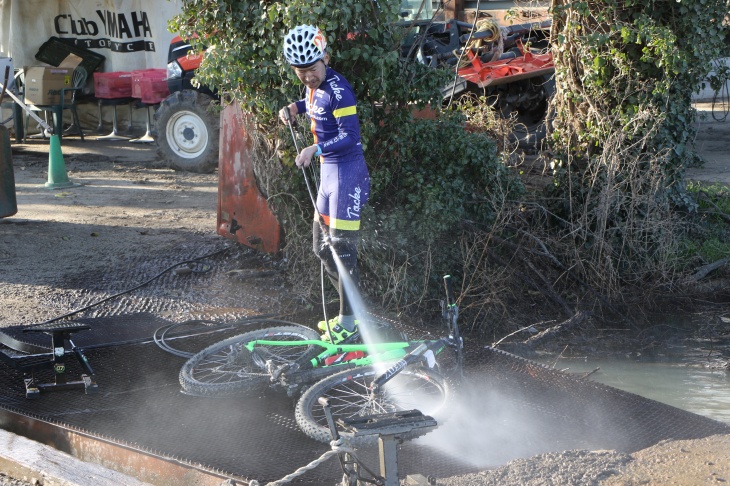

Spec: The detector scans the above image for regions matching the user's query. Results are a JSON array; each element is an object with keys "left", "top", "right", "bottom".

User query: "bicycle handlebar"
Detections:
[{"left": 443, "top": 275, "right": 455, "bottom": 308}]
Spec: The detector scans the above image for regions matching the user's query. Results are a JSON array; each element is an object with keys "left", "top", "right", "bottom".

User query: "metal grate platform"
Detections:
[{"left": 0, "top": 314, "right": 728, "bottom": 484}]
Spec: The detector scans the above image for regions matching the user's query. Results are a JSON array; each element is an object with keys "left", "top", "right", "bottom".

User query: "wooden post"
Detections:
[{"left": 444, "top": 0, "right": 464, "bottom": 20}]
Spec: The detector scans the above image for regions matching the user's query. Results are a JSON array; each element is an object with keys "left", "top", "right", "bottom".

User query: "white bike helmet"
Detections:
[{"left": 283, "top": 25, "right": 327, "bottom": 67}]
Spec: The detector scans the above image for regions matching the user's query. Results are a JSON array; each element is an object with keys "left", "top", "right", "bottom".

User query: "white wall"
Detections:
[{"left": 693, "top": 57, "right": 730, "bottom": 103}]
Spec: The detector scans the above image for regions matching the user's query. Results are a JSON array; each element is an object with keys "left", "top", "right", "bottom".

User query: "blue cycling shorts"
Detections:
[{"left": 315, "top": 156, "right": 370, "bottom": 231}]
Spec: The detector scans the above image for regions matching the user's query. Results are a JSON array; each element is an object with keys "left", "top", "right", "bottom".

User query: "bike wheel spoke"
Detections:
[
  {"left": 180, "top": 325, "right": 321, "bottom": 396},
  {"left": 296, "top": 366, "right": 452, "bottom": 445}
]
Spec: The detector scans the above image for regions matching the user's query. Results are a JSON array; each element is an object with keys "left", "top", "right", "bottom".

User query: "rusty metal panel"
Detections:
[
  {"left": 217, "top": 102, "right": 283, "bottom": 254},
  {"left": 0, "top": 409, "right": 233, "bottom": 486}
]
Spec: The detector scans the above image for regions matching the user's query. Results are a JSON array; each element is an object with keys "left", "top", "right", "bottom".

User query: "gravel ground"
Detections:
[
  {"left": 436, "top": 434, "right": 730, "bottom": 486},
  {"left": 0, "top": 474, "right": 33, "bottom": 486}
]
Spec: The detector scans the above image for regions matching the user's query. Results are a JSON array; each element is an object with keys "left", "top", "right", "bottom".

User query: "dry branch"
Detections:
[
  {"left": 691, "top": 259, "right": 729, "bottom": 282},
  {"left": 487, "top": 251, "right": 575, "bottom": 318},
  {"left": 522, "top": 310, "right": 590, "bottom": 348}
]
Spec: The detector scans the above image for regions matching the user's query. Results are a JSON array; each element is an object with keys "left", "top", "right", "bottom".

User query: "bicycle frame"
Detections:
[
  {"left": 243, "top": 276, "right": 461, "bottom": 396},
  {"left": 178, "top": 274, "right": 462, "bottom": 401},
  {"left": 246, "top": 337, "right": 448, "bottom": 375}
]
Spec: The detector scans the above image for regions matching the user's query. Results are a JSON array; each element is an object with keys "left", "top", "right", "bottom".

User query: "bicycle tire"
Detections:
[
  {"left": 179, "top": 325, "right": 321, "bottom": 397},
  {"left": 295, "top": 364, "right": 452, "bottom": 446}
]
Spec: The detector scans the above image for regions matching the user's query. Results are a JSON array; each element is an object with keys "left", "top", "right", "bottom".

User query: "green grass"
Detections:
[{"left": 682, "top": 181, "right": 730, "bottom": 264}]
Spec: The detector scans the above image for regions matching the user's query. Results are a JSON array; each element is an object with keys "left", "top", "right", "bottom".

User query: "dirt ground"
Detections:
[{"left": 0, "top": 102, "right": 729, "bottom": 484}]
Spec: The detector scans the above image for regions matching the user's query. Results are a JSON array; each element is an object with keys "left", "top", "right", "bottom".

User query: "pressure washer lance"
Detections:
[
  {"left": 283, "top": 106, "right": 322, "bottom": 216},
  {"left": 283, "top": 106, "right": 336, "bottom": 336}
]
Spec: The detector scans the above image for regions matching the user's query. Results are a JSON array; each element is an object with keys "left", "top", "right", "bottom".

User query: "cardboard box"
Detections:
[
  {"left": 0, "top": 57, "right": 14, "bottom": 90},
  {"left": 24, "top": 54, "right": 82, "bottom": 105}
]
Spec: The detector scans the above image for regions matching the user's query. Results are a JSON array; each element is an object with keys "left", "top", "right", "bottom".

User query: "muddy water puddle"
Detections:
[{"left": 547, "top": 347, "right": 730, "bottom": 424}]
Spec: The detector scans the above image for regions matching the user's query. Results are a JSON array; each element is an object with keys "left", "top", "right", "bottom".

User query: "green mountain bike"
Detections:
[{"left": 179, "top": 275, "right": 463, "bottom": 445}]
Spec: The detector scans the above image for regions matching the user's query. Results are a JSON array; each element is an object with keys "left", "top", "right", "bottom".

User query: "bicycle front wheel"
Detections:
[
  {"left": 179, "top": 325, "right": 321, "bottom": 397},
  {"left": 295, "top": 365, "right": 452, "bottom": 446}
]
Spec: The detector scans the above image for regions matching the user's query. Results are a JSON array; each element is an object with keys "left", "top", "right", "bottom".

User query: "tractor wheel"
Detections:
[{"left": 152, "top": 90, "right": 219, "bottom": 174}]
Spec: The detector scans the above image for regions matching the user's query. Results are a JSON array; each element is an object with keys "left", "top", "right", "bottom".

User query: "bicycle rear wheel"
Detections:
[
  {"left": 179, "top": 325, "right": 320, "bottom": 397},
  {"left": 295, "top": 364, "right": 451, "bottom": 446}
]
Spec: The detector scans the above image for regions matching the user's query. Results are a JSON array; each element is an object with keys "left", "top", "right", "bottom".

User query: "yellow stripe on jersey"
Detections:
[
  {"left": 333, "top": 106, "right": 357, "bottom": 118},
  {"left": 329, "top": 218, "right": 361, "bottom": 231},
  {"left": 308, "top": 90, "right": 319, "bottom": 144},
  {"left": 313, "top": 213, "right": 361, "bottom": 231}
]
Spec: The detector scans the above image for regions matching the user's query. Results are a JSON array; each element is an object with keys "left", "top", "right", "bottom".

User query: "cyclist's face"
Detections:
[{"left": 293, "top": 56, "right": 328, "bottom": 90}]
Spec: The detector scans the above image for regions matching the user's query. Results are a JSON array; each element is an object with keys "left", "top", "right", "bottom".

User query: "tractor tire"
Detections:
[{"left": 152, "top": 90, "right": 219, "bottom": 174}]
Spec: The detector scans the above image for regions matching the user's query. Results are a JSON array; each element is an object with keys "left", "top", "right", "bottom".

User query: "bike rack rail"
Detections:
[{"left": 321, "top": 397, "right": 438, "bottom": 486}]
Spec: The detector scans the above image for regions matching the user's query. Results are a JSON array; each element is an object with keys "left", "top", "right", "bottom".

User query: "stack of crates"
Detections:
[
  {"left": 94, "top": 71, "right": 133, "bottom": 99},
  {"left": 131, "top": 69, "right": 169, "bottom": 104}
]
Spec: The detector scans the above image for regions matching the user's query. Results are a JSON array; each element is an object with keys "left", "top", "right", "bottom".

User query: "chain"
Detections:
[{"left": 244, "top": 439, "right": 355, "bottom": 486}]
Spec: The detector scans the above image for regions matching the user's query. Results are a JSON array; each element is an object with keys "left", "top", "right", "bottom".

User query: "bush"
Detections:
[
  {"left": 546, "top": 0, "right": 729, "bottom": 295},
  {"left": 169, "top": 1, "right": 520, "bottom": 313}
]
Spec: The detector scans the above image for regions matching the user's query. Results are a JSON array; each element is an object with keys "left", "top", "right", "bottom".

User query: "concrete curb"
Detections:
[{"left": 0, "top": 429, "right": 151, "bottom": 486}]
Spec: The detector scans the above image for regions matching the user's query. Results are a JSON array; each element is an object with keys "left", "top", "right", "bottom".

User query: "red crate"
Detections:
[
  {"left": 140, "top": 77, "right": 170, "bottom": 104},
  {"left": 94, "top": 71, "right": 133, "bottom": 99},
  {"left": 131, "top": 68, "right": 166, "bottom": 99}
]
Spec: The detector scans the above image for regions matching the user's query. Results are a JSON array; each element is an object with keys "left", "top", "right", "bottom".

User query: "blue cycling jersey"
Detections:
[
  {"left": 294, "top": 66, "right": 370, "bottom": 231},
  {"left": 294, "top": 67, "right": 365, "bottom": 164}
]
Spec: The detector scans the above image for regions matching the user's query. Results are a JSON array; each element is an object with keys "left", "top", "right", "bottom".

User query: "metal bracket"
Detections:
[
  {"left": 341, "top": 409, "right": 438, "bottom": 438},
  {"left": 336, "top": 408, "right": 438, "bottom": 486},
  {"left": 10, "top": 324, "right": 99, "bottom": 399}
]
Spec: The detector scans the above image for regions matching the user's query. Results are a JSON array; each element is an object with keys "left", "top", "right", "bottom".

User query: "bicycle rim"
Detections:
[
  {"left": 179, "top": 325, "right": 320, "bottom": 397},
  {"left": 295, "top": 365, "right": 451, "bottom": 446}
]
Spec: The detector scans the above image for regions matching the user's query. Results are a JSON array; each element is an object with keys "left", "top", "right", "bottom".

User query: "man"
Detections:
[{"left": 279, "top": 25, "right": 370, "bottom": 344}]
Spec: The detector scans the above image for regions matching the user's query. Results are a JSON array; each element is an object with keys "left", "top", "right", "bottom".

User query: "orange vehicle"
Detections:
[
  {"left": 151, "top": 35, "right": 219, "bottom": 174},
  {"left": 404, "top": 16, "right": 554, "bottom": 146}
]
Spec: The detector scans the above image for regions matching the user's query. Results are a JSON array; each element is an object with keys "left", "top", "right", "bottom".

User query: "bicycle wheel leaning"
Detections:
[
  {"left": 295, "top": 364, "right": 452, "bottom": 446},
  {"left": 179, "top": 325, "right": 321, "bottom": 397}
]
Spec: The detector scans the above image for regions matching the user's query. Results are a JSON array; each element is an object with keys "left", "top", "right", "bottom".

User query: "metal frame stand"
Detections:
[
  {"left": 96, "top": 98, "right": 133, "bottom": 141},
  {"left": 130, "top": 103, "right": 156, "bottom": 143},
  {"left": 0, "top": 323, "right": 98, "bottom": 399},
  {"left": 95, "top": 100, "right": 105, "bottom": 133},
  {"left": 320, "top": 398, "right": 437, "bottom": 486}
]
